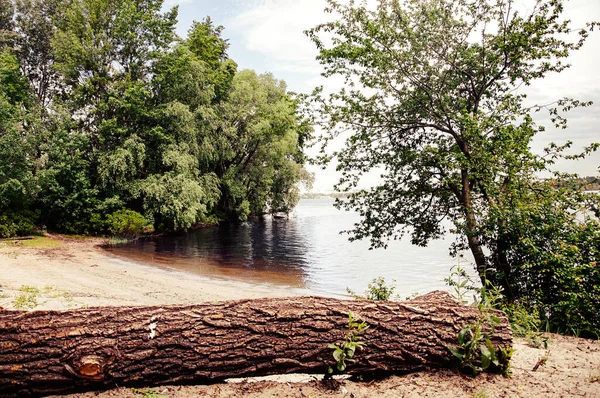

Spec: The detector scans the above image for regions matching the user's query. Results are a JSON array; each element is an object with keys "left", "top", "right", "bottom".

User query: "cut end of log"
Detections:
[{"left": 77, "top": 356, "right": 104, "bottom": 380}]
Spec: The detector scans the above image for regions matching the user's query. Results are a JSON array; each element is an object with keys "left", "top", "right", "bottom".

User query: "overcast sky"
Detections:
[{"left": 166, "top": 0, "right": 600, "bottom": 192}]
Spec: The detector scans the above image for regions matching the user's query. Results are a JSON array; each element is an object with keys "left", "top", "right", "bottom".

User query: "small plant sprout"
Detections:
[
  {"left": 446, "top": 270, "right": 513, "bottom": 376},
  {"left": 328, "top": 312, "right": 369, "bottom": 373},
  {"left": 347, "top": 277, "right": 397, "bottom": 301},
  {"left": 131, "top": 388, "right": 168, "bottom": 398}
]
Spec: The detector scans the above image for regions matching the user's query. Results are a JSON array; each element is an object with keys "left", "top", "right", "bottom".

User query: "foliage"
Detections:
[
  {"left": 502, "top": 302, "right": 548, "bottom": 349},
  {"left": 11, "top": 285, "right": 73, "bottom": 310},
  {"left": 483, "top": 183, "right": 600, "bottom": 338},
  {"left": 446, "top": 271, "right": 513, "bottom": 376},
  {"left": 328, "top": 312, "right": 368, "bottom": 373},
  {"left": 0, "top": 0, "right": 310, "bottom": 236},
  {"left": 106, "top": 209, "right": 153, "bottom": 237},
  {"left": 307, "top": 0, "right": 599, "bottom": 338},
  {"left": 347, "top": 276, "right": 397, "bottom": 301},
  {"left": 444, "top": 265, "right": 481, "bottom": 304},
  {"left": 0, "top": 212, "right": 37, "bottom": 238},
  {"left": 447, "top": 264, "right": 548, "bottom": 350}
]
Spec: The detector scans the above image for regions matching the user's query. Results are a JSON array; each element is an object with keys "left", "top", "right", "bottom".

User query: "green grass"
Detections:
[
  {"left": 13, "top": 286, "right": 41, "bottom": 310},
  {"left": 17, "top": 236, "right": 63, "bottom": 249},
  {"left": 12, "top": 285, "right": 73, "bottom": 310}
]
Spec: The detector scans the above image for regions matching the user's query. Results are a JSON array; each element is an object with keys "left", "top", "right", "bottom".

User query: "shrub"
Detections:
[
  {"left": 482, "top": 186, "right": 600, "bottom": 339},
  {"left": 0, "top": 211, "right": 37, "bottom": 238},
  {"left": 106, "top": 209, "right": 153, "bottom": 237}
]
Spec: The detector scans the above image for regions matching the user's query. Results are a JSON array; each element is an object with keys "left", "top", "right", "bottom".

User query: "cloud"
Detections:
[
  {"left": 229, "top": 0, "right": 327, "bottom": 63},
  {"left": 163, "top": 0, "right": 194, "bottom": 7}
]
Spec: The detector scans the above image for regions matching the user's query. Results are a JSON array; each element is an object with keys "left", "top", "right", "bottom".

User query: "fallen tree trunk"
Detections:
[{"left": 0, "top": 291, "right": 512, "bottom": 397}]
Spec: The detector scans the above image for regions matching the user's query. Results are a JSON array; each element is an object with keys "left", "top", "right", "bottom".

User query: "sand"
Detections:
[
  {"left": 1, "top": 235, "right": 599, "bottom": 398},
  {"left": 0, "top": 235, "right": 308, "bottom": 310}
]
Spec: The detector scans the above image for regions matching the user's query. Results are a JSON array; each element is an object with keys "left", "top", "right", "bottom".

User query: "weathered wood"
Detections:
[{"left": 0, "top": 291, "right": 512, "bottom": 397}]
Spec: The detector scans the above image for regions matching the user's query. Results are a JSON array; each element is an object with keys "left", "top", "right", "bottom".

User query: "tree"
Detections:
[
  {"left": 0, "top": 0, "right": 15, "bottom": 49},
  {"left": 0, "top": 0, "right": 311, "bottom": 236},
  {"left": 186, "top": 17, "right": 238, "bottom": 103},
  {"left": 481, "top": 178, "right": 600, "bottom": 335},
  {"left": 202, "top": 70, "right": 312, "bottom": 219},
  {"left": 12, "top": 0, "right": 61, "bottom": 107},
  {"left": 306, "top": 0, "right": 598, "bottom": 280},
  {"left": 0, "top": 48, "right": 36, "bottom": 237}
]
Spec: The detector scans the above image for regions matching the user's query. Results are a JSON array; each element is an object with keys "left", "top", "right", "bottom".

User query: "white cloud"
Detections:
[
  {"left": 229, "top": 0, "right": 327, "bottom": 63},
  {"left": 164, "top": 0, "right": 194, "bottom": 7}
]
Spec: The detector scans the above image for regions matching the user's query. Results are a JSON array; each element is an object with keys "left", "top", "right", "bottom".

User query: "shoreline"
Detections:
[
  {"left": 0, "top": 235, "right": 310, "bottom": 311},
  {"left": 1, "top": 235, "right": 599, "bottom": 397}
]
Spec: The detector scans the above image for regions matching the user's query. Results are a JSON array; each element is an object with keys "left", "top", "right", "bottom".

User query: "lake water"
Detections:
[{"left": 107, "top": 198, "right": 472, "bottom": 298}]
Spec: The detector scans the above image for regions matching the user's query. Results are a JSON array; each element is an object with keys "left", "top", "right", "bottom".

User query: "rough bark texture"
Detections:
[{"left": 0, "top": 291, "right": 512, "bottom": 397}]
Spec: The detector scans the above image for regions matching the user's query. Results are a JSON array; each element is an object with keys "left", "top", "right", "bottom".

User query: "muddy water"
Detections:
[{"left": 106, "top": 199, "right": 467, "bottom": 297}]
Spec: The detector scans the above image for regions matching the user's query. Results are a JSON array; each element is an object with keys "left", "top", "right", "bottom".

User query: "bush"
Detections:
[
  {"left": 483, "top": 187, "right": 600, "bottom": 339},
  {"left": 106, "top": 209, "right": 153, "bottom": 237},
  {"left": 0, "top": 211, "right": 37, "bottom": 238}
]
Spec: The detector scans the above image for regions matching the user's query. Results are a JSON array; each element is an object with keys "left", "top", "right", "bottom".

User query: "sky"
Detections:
[{"left": 165, "top": 0, "right": 600, "bottom": 192}]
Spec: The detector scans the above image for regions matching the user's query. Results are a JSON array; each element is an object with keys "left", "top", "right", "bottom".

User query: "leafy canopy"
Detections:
[
  {"left": 0, "top": 0, "right": 311, "bottom": 236},
  {"left": 307, "top": 0, "right": 599, "bottom": 335}
]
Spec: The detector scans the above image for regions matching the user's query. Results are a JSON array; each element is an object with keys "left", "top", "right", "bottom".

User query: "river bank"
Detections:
[
  {"left": 0, "top": 235, "right": 599, "bottom": 397},
  {"left": 0, "top": 235, "right": 307, "bottom": 310}
]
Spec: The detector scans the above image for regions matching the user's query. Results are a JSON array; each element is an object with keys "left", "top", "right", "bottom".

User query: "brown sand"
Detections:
[{"left": 1, "top": 235, "right": 599, "bottom": 398}]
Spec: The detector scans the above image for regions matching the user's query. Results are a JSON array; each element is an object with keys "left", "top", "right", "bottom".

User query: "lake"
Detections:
[{"left": 107, "top": 198, "right": 473, "bottom": 298}]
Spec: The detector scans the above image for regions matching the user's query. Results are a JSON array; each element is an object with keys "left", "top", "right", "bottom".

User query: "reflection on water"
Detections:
[{"left": 106, "top": 199, "right": 468, "bottom": 297}]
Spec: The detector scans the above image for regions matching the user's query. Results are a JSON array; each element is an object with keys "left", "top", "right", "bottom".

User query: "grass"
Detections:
[
  {"left": 15, "top": 236, "right": 63, "bottom": 249},
  {"left": 472, "top": 388, "right": 490, "bottom": 398},
  {"left": 107, "top": 237, "right": 134, "bottom": 245},
  {"left": 43, "top": 285, "right": 73, "bottom": 303},
  {"left": 13, "top": 286, "right": 41, "bottom": 310},
  {"left": 12, "top": 284, "right": 73, "bottom": 310},
  {"left": 65, "top": 234, "right": 97, "bottom": 240}
]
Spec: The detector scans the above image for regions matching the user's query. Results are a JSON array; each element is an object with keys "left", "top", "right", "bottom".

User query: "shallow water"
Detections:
[{"left": 107, "top": 198, "right": 472, "bottom": 297}]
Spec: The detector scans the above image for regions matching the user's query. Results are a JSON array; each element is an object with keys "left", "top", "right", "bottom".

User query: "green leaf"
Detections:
[
  {"left": 449, "top": 347, "right": 464, "bottom": 359},
  {"left": 458, "top": 328, "right": 469, "bottom": 345},
  {"left": 332, "top": 349, "right": 343, "bottom": 362},
  {"left": 480, "top": 344, "right": 492, "bottom": 369}
]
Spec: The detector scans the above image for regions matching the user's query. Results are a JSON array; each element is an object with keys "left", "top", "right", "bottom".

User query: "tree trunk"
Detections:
[
  {"left": 460, "top": 169, "right": 488, "bottom": 285},
  {"left": 0, "top": 291, "right": 512, "bottom": 397}
]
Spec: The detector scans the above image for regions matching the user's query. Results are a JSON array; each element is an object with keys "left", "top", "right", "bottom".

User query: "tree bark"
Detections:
[
  {"left": 460, "top": 169, "right": 488, "bottom": 284},
  {"left": 0, "top": 291, "right": 512, "bottom": 397}
]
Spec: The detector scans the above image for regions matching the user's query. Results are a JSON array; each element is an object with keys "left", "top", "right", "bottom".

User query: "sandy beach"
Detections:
[
  {"left": 0, "top": 235, "right": 308, "bottom": 311},
  {"left": 1, "top": 235, "right": 599, "bottom": 398}
]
